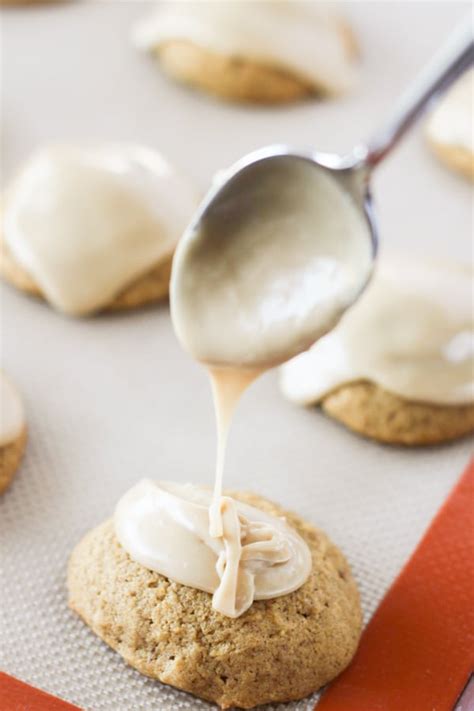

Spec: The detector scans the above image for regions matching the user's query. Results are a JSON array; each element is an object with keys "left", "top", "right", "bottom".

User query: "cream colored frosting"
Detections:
[
  {"left": 171, "top": 158, "right": 373, "bottom": 369},
  {"left": 133, "top": 0, "right": 357, "bottom": 95},
  {"left": 3, "top": 145, "right": 198, "bottom": 315},
  {"left": 0, "top": 372, "right": 25, "bottom": 447},
  {"left": 426, "top": 69, "right": 473, "bottom": 154},
  {"left": 280, "top": 259, "right": 474, "bottom": 406},
  {"left": 115, "top": 480, "right": 312, "bottom": 618}
]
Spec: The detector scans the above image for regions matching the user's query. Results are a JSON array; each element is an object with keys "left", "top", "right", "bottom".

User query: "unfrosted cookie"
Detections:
[
  {"left": 426, "top": 69, "right": 474, "bottom": 181},
  {"left": 0, "top": 373, "right": 26, "bottom": 494},
  {"left": 280, "top": 259, "right": 474, "bottom": 446},
  {"left": 322, "top": 381, "right": 474, "bottom": 446},
  {"left": 68, "top": 491, "right": 362, "bottom": 709},
  {"left": 133, "top": 2, "right": 357, "bottom": 104},
  {"left": 0, "top": 145, "right": 197, "bottom": 316}
]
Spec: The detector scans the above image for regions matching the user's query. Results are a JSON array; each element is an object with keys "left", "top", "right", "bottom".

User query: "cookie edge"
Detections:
[
  {"left": 321, "top": 381, "right": 474, "bottom": 446},
  {"left": 0, "top": 427, "right": 27, "bottom": 494}
]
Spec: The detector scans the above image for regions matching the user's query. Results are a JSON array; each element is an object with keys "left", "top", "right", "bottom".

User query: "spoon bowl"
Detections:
[{"left": 171, "top": 147, "right": 376, "bottom": 368}]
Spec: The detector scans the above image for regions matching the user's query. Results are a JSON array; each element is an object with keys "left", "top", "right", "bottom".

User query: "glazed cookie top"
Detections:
[
  {"left": 2, "top": 145, "right": 198, "bottom": 315},
  {"left": 0, "top": 372, "right": 25, "bottom": 447},
  {"left": 280, "top": 259, "right": 474, "bottom": 406},
  {"left": 426, "top": 69, "right": 473, "bottom": 153},
  {"left": 133, "top": 0, "right": 357, "bottom": 95},
  {"left": 115, "top": 480, "right": 312, "bottom": 618}
]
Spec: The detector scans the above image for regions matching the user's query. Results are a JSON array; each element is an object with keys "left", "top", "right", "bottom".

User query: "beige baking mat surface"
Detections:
[{"left": 0, "top": 2, "right": 472, "bottom": 710}]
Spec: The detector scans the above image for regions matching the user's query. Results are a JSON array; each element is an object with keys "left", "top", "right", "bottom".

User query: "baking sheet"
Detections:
[{"left": 0, "top": 2, "right": 472, "bottom": 710}]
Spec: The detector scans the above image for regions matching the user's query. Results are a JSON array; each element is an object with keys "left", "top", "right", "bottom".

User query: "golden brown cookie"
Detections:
[
  {"left": 0, "top": 234, "right": 173, "bottom": 313},
  {"left": 0, "top": 0, "right": 57, "bottom": 5},
  {"left": 0, "top": 427, "right": 26, "bottom": 495},
  {"left": 68, "top": 492, "right": 362, "bottom": 709},
  {"left": 158, "top": 40, "right": 313, "bottom": 104},
  {"left": 322, "top": 381, "right": 474, "bottom": 446},
  {"left": 155, "top": 21, "right": 356, "bottom": 104},
  {"left": 426, "top": 139, "right": 474, "bottom": 182}
]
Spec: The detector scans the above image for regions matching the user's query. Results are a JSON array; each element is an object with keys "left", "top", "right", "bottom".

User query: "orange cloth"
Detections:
[
  {"left": 0, "top": 672, "right": 81, "bottom": 710},
  {"left": 317, "top": 459, "right": 474, "bottom": 711}
]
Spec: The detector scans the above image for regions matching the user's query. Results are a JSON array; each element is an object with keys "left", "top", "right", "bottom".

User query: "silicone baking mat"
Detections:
[{"left": 0, "top": 2, "right": 472, "bottom": 710}]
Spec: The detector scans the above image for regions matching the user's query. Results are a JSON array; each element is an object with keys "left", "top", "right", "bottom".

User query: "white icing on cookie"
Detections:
[
  {"left": 133, "top": 0, "right": 357, "bottom": 95},
  {"left": 115, "top": 480, "right": 311, "bottom": 618},
  {"left": 280, "top": 259, "right": 473, "bottom": 406},
  {"left": 3, "top": 145, "right": 198, "bottom": 315}
]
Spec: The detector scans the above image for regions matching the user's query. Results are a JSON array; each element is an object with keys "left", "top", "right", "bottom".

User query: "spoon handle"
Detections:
[{"left": 359, "top": 18, "right": 473, "bottom": 170}]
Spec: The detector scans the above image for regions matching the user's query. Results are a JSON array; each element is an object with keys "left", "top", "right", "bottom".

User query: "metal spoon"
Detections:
[{"left": 172, "top": 20, "right": 473, "bottom": 368}]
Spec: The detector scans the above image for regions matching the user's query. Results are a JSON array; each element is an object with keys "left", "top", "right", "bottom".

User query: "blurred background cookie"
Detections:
[
  {"left": 1, "top": 0, "right": 45, "bottom": 5},
  {"left": 0, "top": 372, "right": 26, "bottom": 494},
  {"left": 0, "top": 0, "right": 60, "bottom": 6},
  {"left": 0, "top": 144, "right": 198, "bottom": 316},
  {"left": 280, "top": 258, "right": 474, "bottom": 446},
  {"left": 68, "top": 491, "right": 362, "bottom": 709},
  {"left": 133, "top": 0, "right": 357, "bottom": 104},
  {"left": 426, "top": 69, "right": 473, "bottom": 181}
]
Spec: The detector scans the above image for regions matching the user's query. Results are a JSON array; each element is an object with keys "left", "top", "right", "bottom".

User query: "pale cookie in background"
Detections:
[
  {"left": 0, "top": 144, "right": 198, "bottom": 316},
  {"left": 0, "top": 372, "right": 26, "bottom": 494},
  {"left": 280, "top": 259, "right": 474, "bottom": 446},
  {"left": 0, "top": 0, "right": 51, "bottom": 5},
  {"left": 133, "top": 1, "right": 358, "bottom": 104},
  {"left": 68, "top": 491, "right": 362, "bottom": 709},
  {"left": 426, "top": 69, "right": 474, "bottom": 181},
  {"left": 0, "top": 0, "right": 63, "bottom": 6}
]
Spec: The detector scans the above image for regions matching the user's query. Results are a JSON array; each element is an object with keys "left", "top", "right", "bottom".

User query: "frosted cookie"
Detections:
[
  {"left": 0, "top": 145, "right": 198, "bottom": 316},
  {"left": 68, "top": 486, "right": 362, "bottom": 709},
  {"left": 426, "top": 69, "right": 474, "bottom": 180},
  {"left": 133, "top": 1, "right": 357, "bottom": 104},
  {"left": 280, "top": 259, "right": 474, "bottom": 446},
  {"left": 0, "top": 372, "right": 26, "bottom": 494}
]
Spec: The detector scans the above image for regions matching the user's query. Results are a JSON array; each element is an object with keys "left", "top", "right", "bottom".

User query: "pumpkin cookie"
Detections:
[
  {"left": 0, "top": 145, "right": 197, "bottom": 316},
  {"left": 0, "top": 0, "right": 48, "bottom": 5},
  {"left": 133, "top": 1, "right": 357, "bottom": 104},
  {"left": 322, "top": 382, "right": 474, "bottom": 446},
  {"left": 0, "top": 372, "right": 26, "bottom": 494},
  {"left": 426, "top": 69, "right": 474, "bottom": 181},
  {"left": 280, "top": 259, "right": 474, "bottom": 446},
  {"left": 68, "top": 491, "right": 362, "bottom": 709}
]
